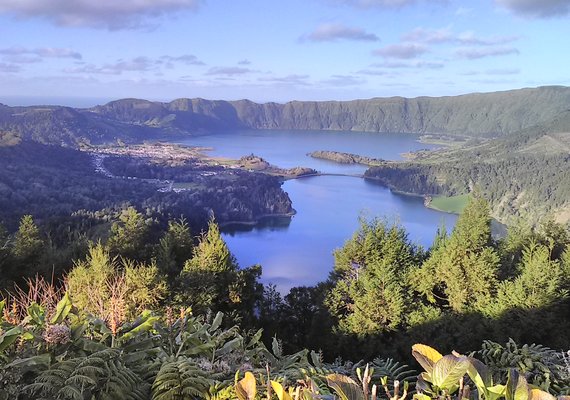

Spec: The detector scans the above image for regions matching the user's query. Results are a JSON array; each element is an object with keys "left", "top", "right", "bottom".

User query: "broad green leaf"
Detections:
[
  {"left": 0, "top": 299, "right": 5, "bottom": 322},
  {"left": 412, "top": 344, "right": 443, "bottom": 374},
  {"left": 0, "top": 326, "right": 23, "bottom": 352},
  {"left": 210, "top": 311, "right": 223, "bottom": 331},
  {"left": 272, "top": 381, "right": 293, "bottom": 400},
  {"left": 506, "top": 369, "right": 529, "bottom": 400},
  {"left": 120, "top": 314, "right": 159, "bottom": 341},
  {"left": 235, "top": 371, "right": 257, "bottom": 400},
  {"left": 414, "top": 394, "right": 432, "bottom": 400},
  {"left": 529, "top": 389, "right": 556, "bottom": 400},
  {"left": 431, "top": 355, "right": 469, "bottom": 391},
  {"left": 272, "top": 337, "right": 282, "bottom": 357},
  {"left": 50, "top": 292, "right": 73, "bottom": 324},
  {"left": 27, "top": 302, "right": 45, "bottom": 326},
  {"left": 6, "top": 353, "right": 51, "bottom": 373},
  {"left": 467, "top": 357, "right": 493, "bottom": 390},
  {"left": 488, "top": 385, "right": 506, "bottom": 396},
  {"left": 326, "top": 374, "right": 365, "bottom": 400},
  {"left": 216, "top": 337, "right": 242, "bottom": 356}
]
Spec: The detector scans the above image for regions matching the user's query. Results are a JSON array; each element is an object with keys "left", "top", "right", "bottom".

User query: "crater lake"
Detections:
[{"left": 174, "top": 129, "right": 457, "bottom": 292}]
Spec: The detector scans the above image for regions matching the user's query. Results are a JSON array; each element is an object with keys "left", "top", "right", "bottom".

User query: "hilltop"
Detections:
[{"left": 1, "top": 86, "right": 570, "bottom": 146}]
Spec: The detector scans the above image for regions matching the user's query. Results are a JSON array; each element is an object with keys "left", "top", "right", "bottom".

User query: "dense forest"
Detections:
[
  {"left": 1, "top": 196, "right": 569, "bottom": 398},
  {"left": 364, "top": 122, "right": 570, "bottom": 223},
  {"left": 0, "top": 141, "right": 293, "bottom": 231}
]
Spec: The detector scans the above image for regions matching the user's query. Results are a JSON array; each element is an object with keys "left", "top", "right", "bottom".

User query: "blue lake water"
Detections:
[{"left": 175, "top": 130, "right": 458, "bottom": 292}]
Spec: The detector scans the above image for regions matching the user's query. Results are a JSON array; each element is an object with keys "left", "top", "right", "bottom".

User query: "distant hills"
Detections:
[{"left": 1, "top": 86, "right": 570, "bottom": 146}]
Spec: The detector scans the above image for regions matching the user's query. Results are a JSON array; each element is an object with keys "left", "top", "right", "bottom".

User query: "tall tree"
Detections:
[
  {"left": 413, "top": 197, "right": 500, "bottom": 313},
  {"left": 12, "top": 215, "right": 44, "bottom": 278},
  {"left": 107, "top": 207, "right": 150, "bottom": 260},
  {"left": 176, "top": 219, "right": 261, "bottom": 320},
  {"left": 325, "top": 218, "right": 420, "bottom": 336},
  {"left": 155, "top": 218, "right": 193, "bottom": 279}
]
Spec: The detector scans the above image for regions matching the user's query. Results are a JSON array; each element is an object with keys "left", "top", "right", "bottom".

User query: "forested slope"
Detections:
[{"left": 1, "top": 86, "right": 570, "bottom": 146}]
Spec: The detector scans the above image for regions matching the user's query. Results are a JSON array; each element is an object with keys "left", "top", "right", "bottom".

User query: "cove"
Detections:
[{"left": 174, "top": 130, "right": 458, "bottom": 292}]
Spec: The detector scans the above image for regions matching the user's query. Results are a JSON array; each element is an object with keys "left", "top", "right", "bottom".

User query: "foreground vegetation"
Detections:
[{"left": 1, "top": 195, "right": 569, "bottom": 398}]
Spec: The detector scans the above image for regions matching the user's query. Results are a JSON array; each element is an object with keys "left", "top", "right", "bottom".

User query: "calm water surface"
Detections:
[{"left": 175, "top": 130, "right": 457, "bottom": 292}]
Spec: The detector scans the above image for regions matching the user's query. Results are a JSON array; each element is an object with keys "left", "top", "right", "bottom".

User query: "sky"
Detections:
[{"left": 0, "top": 0, "right": 569, "bottom": 106}]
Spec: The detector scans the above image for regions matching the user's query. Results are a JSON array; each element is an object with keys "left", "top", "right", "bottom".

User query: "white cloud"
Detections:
[
  {"left": 0, "top": 0, "right": 202, "bottom": 30},
  {"left": 495, "top": 0, "right": 570, "bottom": 18},
  {"left": 455, "top": 47, "right": 520, "bottom": 59},
  {"left": 373, "top": 43, "right": 427, "bottom": 59},
  {"left": 205, "top": 67, "right": 253, "bottom": 76},
  {"left": 0, "top": 47, "right": 82, "bottom": 60},
  {"left": 303, "top": 23, "right": 379, "bottom": 42}
]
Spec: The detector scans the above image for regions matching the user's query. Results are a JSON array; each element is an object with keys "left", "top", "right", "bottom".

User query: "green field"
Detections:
[{"left": 428, "top": 194, "right": 470, "bottom": 214}]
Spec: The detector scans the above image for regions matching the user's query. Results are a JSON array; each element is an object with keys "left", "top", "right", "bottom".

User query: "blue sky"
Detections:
[{"left": 0, "top": 0, "right": 569, "bottom": 106}]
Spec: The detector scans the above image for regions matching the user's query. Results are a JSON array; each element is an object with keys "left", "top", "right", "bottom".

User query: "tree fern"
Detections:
[
  {"left": 25, "top": 349, "right": 149, "bottom": 400},
  {"left": 478, "top": 339, "right": 570, "bottom": 394},
  {"left": 151, "top": 357, "right": 212, "bottom": 400}
]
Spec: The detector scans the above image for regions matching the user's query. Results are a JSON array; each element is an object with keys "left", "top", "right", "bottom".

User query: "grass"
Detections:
[{"left": 429, "top": 194, "right": 471, "bottom": 214}]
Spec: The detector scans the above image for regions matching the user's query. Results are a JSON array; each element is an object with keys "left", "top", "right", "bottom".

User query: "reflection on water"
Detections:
[
  {"left": 221, "top": 176, "right": 458, "bottom": 293},
  {"left": 222, "top": 215, "right": 292, "bottom": 234},
  {"left": 173, "top": 129, "right": 454, "bottom": 293}
]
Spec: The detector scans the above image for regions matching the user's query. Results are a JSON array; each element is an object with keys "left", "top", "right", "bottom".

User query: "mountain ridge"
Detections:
[{"left": 1, "top": 86, "right": 569, "bottom": 146}]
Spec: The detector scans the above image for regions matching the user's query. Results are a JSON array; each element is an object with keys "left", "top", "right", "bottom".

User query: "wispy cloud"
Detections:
[
  {"left": 373, "top": 43, "right": 427, "bottom": 59},
  {"left": 205, "top": 67, "right": 253, "bottom": 76},
  {"left": 371, "top": 60, "right": 444, "bottom": 69},
  {"left": 455, "top": 46, "right": 520, "bottom": 59},
  {"left": 65, "top": 54, "right": 205, "bottom": 75},
  {"left": 238, "top": 59, "right": 251, "bottom": 65},
  {"left": 302, "top": 23, "right": 379, "bottom": 42},
  {"left": 0, "top": 0, "right": 202, "bottom": 30},
  {"left": 456, "top": 31, "right": 519, "bottom": 46},
  {"left": 485, "top": 68, "right": 520, "bottom": 75},
  {"left": 495, "top": 0, "right": 570, "bottom": 18},
  {"left": 0, "top": 62, "right": 21, "bottom": 73},
  {"left": 66, "top": 57, "right": 155, "bottom": 75},
  {"left": 321, "top": 74, "right": 366, "bottom": 86},
  {"left": 0, "top": 47, "right": 82, "bottom": 61},
  {"left": 159, "top": 54, "right": 205, "bottom": 66},
  {"left": 402, "top": 27, "right": 519, "bottom": 46},
  {"left": 332, "top": 0, "right": 445, "bottom": 9},
  {"left": 259, "top": 74, "right": 311, "bottom": 85}
]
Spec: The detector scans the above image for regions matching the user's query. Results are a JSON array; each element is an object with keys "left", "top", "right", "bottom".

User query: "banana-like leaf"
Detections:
[
  {"left": 431, "top": 355, "right": 469, "bottom": 391},
  {"left": 6, "top": 353, "right": 51, "bottom": 373},
  {"left": 27, "top": 302, "right": 45, "bottom": 326},
  {"left": 488, "top": 385, "right": 507, "bottom": 397},
  {"left": 529, "top": 389, "right": 556, "bottom": 400},
  {"left": 0, "top": 299, "right": 5, "bottom": 322},
  {"left": 326, "top": 373, "right": 365, "bottom": 400},
  {"left": 506, "top": 369, "right": 529, "bottom": 400},
  {"left": 50, "top": 292, "right": 73, "bottom": 324},
  {"left": 216, "top": 337, "right": 243, "bottom": 357},
  {"left": 119, "top": 312, "right": 159, "bottom": 341},
  {"left": 210, "top": 311, "right": 223, "bottom": 331},
  {"left": 467, "top": 357, "right": 493, "bottom": 389},
  {"left": 0, "top": 326, "right": 23, "bottom": 352},
  {"left": 412, "top": 344, "right": 443, "bottom": 374},
  {"left": 235, "top": 371, "right": 257, "bottom": 400},
  {"left": 272, "top": 380, "right": 293, "bottom": 400}
]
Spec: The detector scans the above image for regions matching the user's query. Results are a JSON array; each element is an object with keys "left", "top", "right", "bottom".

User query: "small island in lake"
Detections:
[{"left": 308, "top": 150, "right": 389, "bottom": 166}]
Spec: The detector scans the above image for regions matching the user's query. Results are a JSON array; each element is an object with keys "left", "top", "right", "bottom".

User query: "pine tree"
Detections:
[
  {"left": 156, "top": 218, "right": 193, "bottom": 279},
  {"left": 413, "top": 197, "right": 500, "bottom": 313},
  {"left": 12, "top": 215, "right": 44, "bottom": 278},
  {"left": 325, "top": 218, "right": 419, "bottom": 336},
  {"left": 107, "top": 206, "right": 150, "bottom": 260},
  {"left": 176, "top": 219, "right": 239, "bottom": 313}
]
